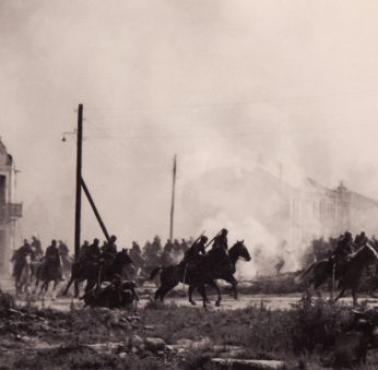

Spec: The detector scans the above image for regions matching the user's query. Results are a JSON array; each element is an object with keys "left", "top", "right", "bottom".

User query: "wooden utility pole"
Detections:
[
  {"left": 81, "top": 177, "right": 110, "bottom": 242},
  {"left": 169, "top": 155, "right": 177, "bottom": 240},
  {"left": 74, "top": 104, "right": 83, "bottom": 259}
]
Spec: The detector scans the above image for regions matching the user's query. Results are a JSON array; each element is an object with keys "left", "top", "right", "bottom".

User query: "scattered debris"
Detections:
[{"left": 210, "top": 358, "right": 286, "bottom": 370}]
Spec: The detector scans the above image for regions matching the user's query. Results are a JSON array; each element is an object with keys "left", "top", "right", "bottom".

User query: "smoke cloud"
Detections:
[{"left": 2, "top": 1, "right": 378, "bottom": 276}]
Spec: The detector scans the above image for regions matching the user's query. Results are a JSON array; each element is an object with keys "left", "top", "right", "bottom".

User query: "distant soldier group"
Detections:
[
  {"left": 11, "top": 237, "right": 70, "bottom": 282},
  {"left": 11, "top": 228, "right": 234, "bottom": 291},
  {"left": 328, "top": 231, "right": 371, "bottom": 275},
  {"left": 78, "top": 235, "right": 120, "bottom": 267}
]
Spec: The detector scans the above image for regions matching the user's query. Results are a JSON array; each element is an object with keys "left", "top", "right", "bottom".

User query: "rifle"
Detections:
[
  {"left": 205, "top": 230, "right": 222, "bottom": 249},
  {"left": 190, "top": 231, "right": 206, "bottom": 247}
]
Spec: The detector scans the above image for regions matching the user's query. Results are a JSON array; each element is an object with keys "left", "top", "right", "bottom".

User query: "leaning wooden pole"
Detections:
[
  {"left": 74, "top": 104, "right": 83, "bottom": 260},
  {"left": 81, "top": 177, "right": 111, "bottom": 242},
  {"left": 169, "top": 155, "right": 177, "bottom": 241}
]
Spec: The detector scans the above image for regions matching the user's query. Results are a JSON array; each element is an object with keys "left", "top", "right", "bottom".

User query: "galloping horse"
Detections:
[
  {"left": 150, "top": 241, "right": 251, "bottom": 307},
  {"left": 15, "top": 255, "right": 33, "bottom": 296},
  {"left": 34, "top": 258, "right": 62, "bottom": 298},
  {"left": 297, "top": 242, "right": 378, "bottom": 306},
  {"left": 63, "top": 249, "right": 134, "bottom": 297}
]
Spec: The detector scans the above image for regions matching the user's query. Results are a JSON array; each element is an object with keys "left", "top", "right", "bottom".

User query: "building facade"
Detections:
[
  {"left": 289, "top": 179, "right": 378, "bottom": 251},
  {"left": 184, "top": 165, "right": 378, "bottom": 263},
  {"left": 0, "top": 139, "right": 22, "bottom": 276}
]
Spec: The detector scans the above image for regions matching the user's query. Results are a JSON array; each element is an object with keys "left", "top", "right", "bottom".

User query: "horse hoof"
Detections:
[
  {"left": 190, "top": 301, "right": 196, "bottom": 306},
  {"left": 215, "top": 301, "right": 221, "bottom": 307}
]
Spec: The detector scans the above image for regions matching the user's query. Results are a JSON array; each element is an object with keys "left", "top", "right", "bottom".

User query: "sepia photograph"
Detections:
[{"left": 2, "top": 1, "right": 378, "bottom": 369}]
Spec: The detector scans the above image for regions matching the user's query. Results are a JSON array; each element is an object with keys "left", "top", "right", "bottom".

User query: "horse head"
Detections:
[
  {"left": 229, "top": 240, "right": 251, "bottom": 263},
  {"left": 363, "top": 242, "right": 378, "bottom": 261},
  {"left": 349, "top": 242, "right": 378, "bottom": 267}
]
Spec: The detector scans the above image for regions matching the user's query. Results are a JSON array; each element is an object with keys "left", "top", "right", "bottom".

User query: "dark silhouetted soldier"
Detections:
[
  {"left": 87, "top": 238, "right": 101, "bottom": 261},
  {"left": 79, "top": 241, "right": 90, "bottom": 261},
  {"left": 334, "top": 232, "right": 354, "bottom": 259},
  {"left": 101, "top": 235, "right": 118, "bottom": 272},
  {"left": 31, "top": 236, "right": 43, "bottom": 257},
  {"left": 12, "top": 239, "right": 34, "bottom": 280},
  {"left": 58, "top": 240, "right": 69, "bottom": 257},
  {"left": 354, "top": 231, "right": 368, "bottom": 250},
  {"left": 211, "top": 228, "right": 229, "bottom": 251},
  {"left": 331, "top": 232, "right": 353, "bottom": 277},
  {"left": 183, "top": 235, "right": 208, "bottom": 264},
  {"left": 45, "top": 239, "right": 62, "bottom": 279},
  {"left": 103, "top": 235, "right": 118, "bottom": 257}
]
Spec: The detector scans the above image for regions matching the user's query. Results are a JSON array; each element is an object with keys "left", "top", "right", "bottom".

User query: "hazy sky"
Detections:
[{"left": 2, "top": 0, "right": 378, "bottom": 250}]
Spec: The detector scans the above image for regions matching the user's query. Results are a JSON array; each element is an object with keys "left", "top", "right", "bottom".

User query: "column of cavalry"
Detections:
[
  {"left": 296, "top": 231, "right": 378, "bottom": 306},
  {"left": 10, "top": 229, "right": 252, "bottom": 307},
  {"left": 11, "top": 229, "right": 378, "bottom": 307}
]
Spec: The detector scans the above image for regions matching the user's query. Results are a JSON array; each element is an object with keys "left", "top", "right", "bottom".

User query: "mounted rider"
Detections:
[
  {"left": 354, "top": 231, "right": 368, "bottom": 250},
  {"left": 210, "top": 228, "right": 229, "bottom": 251},
  {"left": 330, "top": 231, "right": 354, "bottom": 276},
  {"left": 87, "top": 238, "right": 101, "bottom": 262},
  {"left": 58, "top": 240, "right": 70, "bottom": 257},
  {"left": 12, "top": 239, "right": 34, "bottom": 280},
  {"left": 45, "top": 239, "right": 62, "bottom": 280},
  {"left": 102, "top": 235, "right": 118, "bottom": 257},
  {"left": 183, "top": 235, "right": 208, "bottom": 265},
  {"left": 31, "top": 236, "right": 43, "bottom": 258},
  {"left": 100, "top": 235, "right": 118, "bottom": 272},
  {"left": 79, "top": 240, "right": 90, "bottom": 261}
]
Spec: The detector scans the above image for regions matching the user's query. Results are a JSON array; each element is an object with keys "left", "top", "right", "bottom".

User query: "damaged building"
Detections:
[
  {"left": 0, "top": 138, "right": 22, "bottom": 276},
  {"left": 184, "top": 165, "right": 378, "bottom": 261}
]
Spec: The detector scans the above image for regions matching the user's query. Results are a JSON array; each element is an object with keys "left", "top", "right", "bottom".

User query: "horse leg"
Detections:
[
  {"left": 335, "top": 288, "right": 346, "bottom": 302},
  {"left": 225, "top": 275, "right": 238, "bottom": 300},
  {"left": 313, "top": 279, "right": 323, "bottom": 299},
  {"left": 209, "top": 280, "right": 222, "bottom": 307},
  {"left": 85, "top": 279, "right": 96, "bottom": 295},
  {"left": 63, "top": 277, "right": 74, "bottom": 296},
  {"left": 51, "top": 280, "right": 59, "bottom": 300},
  {"left": 154, "top": 286, "right": 163, "bottom": 301},
  {"left": 188, "top": 285, "right": 196, "bottom": 305},
  {"left": 352, "top": 287, "right": 358, "bottom": 307},
  {"left": 74, "top": 280, "right": 80, "bottom": 298},
  {"left": 197, "top": 285, "right": 209, "bottom": 308}
]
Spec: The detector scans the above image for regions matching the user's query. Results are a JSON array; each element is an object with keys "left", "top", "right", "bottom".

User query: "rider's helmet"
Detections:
[
  {"left": 221, "top": 228, "right": 228, "bottom": 236},
  {"left": 344, "top": 231, "right": 352, "bottom": 240},
  {"left": 200, "top": 235, "right": 208, "bottom": 243}
]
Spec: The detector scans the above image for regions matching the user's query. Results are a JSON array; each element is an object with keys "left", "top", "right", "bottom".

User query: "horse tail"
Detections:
[
  {"left": 150, "top": 267, "right": 162, "bottom": 280},
  {"left": 294, "top": 262, "right": 316, "bottom": 284}
]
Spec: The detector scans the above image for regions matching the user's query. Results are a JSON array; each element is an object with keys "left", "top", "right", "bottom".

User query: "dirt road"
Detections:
[{"left": 15, "top": 293, "right": 378, "bottom": 312}]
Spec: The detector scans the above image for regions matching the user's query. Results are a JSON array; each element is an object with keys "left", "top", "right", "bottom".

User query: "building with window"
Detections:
[
  {"left": 290, "top": 179, "right": 378, "bottom": 250},
  {"left": 0, "top": 139, "right": 22, "bottom": 275}
]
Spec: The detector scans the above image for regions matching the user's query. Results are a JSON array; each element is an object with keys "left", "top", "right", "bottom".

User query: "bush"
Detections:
[
  {"left": 290, "top": 293, "right": 352, "bottom": 354},
  {"left": 0, "top": 290, "right": 15, "bottom": 311}
]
